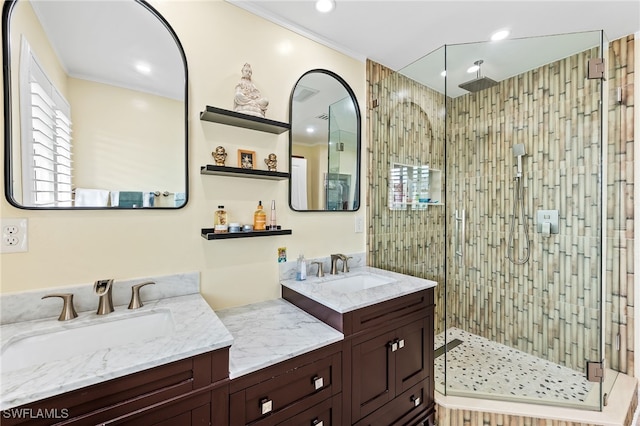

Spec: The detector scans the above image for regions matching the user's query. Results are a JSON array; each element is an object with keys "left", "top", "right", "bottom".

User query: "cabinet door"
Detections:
[
  {"left": 351, "top": 330, "right": 396, "bottom": 421},
  {"left": 395, "top": 316, "right": 431, "bottom": 395}
]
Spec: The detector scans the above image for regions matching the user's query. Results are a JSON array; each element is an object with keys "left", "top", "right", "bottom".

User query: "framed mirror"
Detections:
[
  {"left": 2, "top": 0, "right": 188, "bottom": 209},
  {"left": 289, "top": 69, "right": 361, "bottom": 212}
]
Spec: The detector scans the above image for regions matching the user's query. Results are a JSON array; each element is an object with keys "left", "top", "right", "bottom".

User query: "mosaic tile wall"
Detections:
[
  {"left": 366, "top": 34, "right": 635, "bottom": 377},
  {"left": 366, "top": 61, "right": 447, "bottom": 335}
]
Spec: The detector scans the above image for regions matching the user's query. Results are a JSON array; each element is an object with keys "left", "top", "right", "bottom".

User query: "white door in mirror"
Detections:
[{"left": 1, "top": 218, "right": 28, "bottom": 253}]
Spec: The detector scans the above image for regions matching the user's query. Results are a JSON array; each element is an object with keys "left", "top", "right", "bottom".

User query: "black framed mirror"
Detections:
[
  {"left": 289, "top": 69, "right": 360, "bottom": 212},
  {"left": 2, "top": 0, "right": 188, "bottom": 209}
]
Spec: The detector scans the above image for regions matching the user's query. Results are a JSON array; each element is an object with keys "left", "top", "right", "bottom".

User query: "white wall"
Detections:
[{"left": 0, "top": 0, "right": 366, "bottom": 310}]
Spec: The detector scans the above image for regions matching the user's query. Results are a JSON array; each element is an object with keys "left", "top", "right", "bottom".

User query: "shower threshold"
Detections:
[{"left": 435, "top": 327, "right": 617, "bottom": 410}]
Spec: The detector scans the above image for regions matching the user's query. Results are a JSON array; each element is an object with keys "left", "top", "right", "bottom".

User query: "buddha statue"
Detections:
[{"left": 233, "top": 63, "right": 269, "bottom": 118}]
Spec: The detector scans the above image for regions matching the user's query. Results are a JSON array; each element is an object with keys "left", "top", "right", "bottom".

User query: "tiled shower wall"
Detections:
[
  {"left": 366, "top": 62, "right": 447, "bottom": 334},
  {"left": 366, "top": 34, "right": 635, "bottom": 376}
]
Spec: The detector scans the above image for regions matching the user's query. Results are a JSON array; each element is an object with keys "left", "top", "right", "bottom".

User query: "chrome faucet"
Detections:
[
  {"left": 330, "top": 254, "right": 342, "bottom": 274},
  {"left": 338, "top": 254, "right": 352, "bottom": 273},
  {"left": 42, "top": 293, "right": 78, "bottom": 321},
  {"left": 128, "top": 281, "right": 155, "bottom": 309},
  {"left": 331, "top": 254, "right": 352, "bottom": 274},
  {"left": 311, "top": 261, "right": 324, "bottom": 277},
  {"left": 94, "top": 279, "right": 114, "bottom": 315}
]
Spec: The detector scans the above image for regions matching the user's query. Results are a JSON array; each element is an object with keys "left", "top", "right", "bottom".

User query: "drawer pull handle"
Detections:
[
  {"left": 260, "top": 398, "right": 273, "bottom": 415},
  {"left": 390, "top": 341, "right": 398, "bottom": 352},
  {"left": 313, "top": 376, "right": 324, "bottom": 390},
  {"left": 410, "top": 395, "right": 421, "bottom": 407},
  {"left": 312, "top": 419, "right": 324, "bottom": 426},
  {"left": 398, "top": 339, "right": 405, "bottom": 349}
]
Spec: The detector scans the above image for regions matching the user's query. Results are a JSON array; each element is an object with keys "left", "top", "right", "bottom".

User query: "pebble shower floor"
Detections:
[{"left": 435, "top": 328, "right": 601, "bottom": 409}]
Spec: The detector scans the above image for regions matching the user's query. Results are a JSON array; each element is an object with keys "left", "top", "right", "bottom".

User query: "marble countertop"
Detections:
[
  {"left": 0, "top": 294, "right": 234, "bottom": 410},
  {"left": 216, "top": 299, "right": 344, "bottom": 379},
  {"left": 281, "top": 266, "right": 438, "bottom": 313}
]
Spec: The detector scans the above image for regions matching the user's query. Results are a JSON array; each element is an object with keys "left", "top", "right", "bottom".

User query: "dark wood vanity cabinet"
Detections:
[
  {"left": 0, "top": 348, "right": 230, "bottom": 426},
  {"left": 283, "top": 286, "right": 436, "bottom": 426},
  {"left": 351, "top": 316, "right": 432, "bottom": 422},
  {"left": 228, "top": 342, "right": 342, "bottom": 426}
]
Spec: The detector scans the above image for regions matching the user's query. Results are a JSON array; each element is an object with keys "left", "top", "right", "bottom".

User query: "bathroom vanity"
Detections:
[
  {"left": 0, "top": 268, "right": 435, "bottom": 426},
  {"left": 281, "top": 267, "right": 436, "bottom": 425}
]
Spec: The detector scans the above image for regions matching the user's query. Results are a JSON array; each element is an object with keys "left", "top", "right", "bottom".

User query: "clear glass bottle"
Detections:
[
  {"left": 253, "top": 201, "right": 266, "bottom": 231},
  {"left": 214, "top": 205, "right": 228, "bottom": 233}
]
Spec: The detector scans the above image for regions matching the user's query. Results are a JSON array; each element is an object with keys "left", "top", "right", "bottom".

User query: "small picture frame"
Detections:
[{"left": 238, "top": 149, "right": 256, "bottom": 169}]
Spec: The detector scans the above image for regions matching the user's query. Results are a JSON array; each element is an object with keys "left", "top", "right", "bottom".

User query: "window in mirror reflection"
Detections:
[
  {"left": 3, "top": 0, "right": 188, "bottom": 209},
  {"left": 289, "top": 70, "right": 360, "bottom": 212}
]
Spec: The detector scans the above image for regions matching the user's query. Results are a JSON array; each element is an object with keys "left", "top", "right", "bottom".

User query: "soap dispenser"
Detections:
[{"left": 296, "top": 254, "right": 307, "bottom": 281}]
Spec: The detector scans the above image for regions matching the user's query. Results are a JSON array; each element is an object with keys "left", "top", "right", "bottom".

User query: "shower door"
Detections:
[{"left": 440, "top": 31, "right": 607, "bottom": 410}]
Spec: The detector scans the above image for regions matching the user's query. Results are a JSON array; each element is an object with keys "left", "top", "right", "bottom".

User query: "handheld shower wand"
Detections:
[
  {"left": 507, "top": 144, "right": 530, "bottom": 265},
  {"left": 512, "top": 144, "right": 525, "bottom": 177}
]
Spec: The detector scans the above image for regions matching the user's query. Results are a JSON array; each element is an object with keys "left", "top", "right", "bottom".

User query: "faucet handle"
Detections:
[
  {"left": 341, "top": 256, "right": 353, "bottom": 273},
  {"left": 311, "top": 261, "right": 324, "bottom": 277},
  {"left": 128, "top": 281, "right": 155, "bottom": 310},
  {"left": 42, "top": 293, "right": 78, "bottom": 321}
]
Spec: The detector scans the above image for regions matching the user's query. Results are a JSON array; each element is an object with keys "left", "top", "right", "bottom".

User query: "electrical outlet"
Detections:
[
  {"left": 1, "top": 218, "right": 28, "bottom": 253},
  {"left": 355, "top": 216, "right": 364, "bottom": 233}
]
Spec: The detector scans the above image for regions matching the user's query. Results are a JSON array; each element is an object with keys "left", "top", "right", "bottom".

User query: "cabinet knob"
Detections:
[
  {"left": 390, "top": 341, "right": 399, "bottom": 352},
  {"left": 311, "top": 419, "right": 324, "bottom": 426},
  {"left": 410, "top": 395, "right": 421, "bottom": 407},
  {"left": 398, "top": 339, "right": 405, "bottom": 349},
  {"left": 260, "top": 398, "right": 273, "bottom": 415},
  {"left": 312, "top": 376, "right": 324, "bottom": 390}
]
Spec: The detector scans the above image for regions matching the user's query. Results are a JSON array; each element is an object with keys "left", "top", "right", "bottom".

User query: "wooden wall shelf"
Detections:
[
  {"left": 201, "top": 165, "right": 289, "bottom": 180},
  {"left": 200, "top": 106, "right": 290, "bottom": 134},
  {"left": 201, "top": 228, "right": 292, "bottom": 240}
]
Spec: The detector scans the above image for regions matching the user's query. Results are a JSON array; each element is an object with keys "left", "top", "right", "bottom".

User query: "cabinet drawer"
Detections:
[
  {"left": 280, "top": 394, "right": 342, "bottom": 426},
  {"left": 354, "top": 380, "right": 430, "bottom": 426},
  {"left": 349, "top": 289, "right": 433, "bottom": 335},
  {"left": 231, "top": 354, "right": 341, "bottom": 425}
]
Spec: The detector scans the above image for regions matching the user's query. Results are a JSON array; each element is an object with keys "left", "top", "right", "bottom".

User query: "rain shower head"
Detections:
[{"left": 458, "top": 59, "right": 499, "bottom": 93}]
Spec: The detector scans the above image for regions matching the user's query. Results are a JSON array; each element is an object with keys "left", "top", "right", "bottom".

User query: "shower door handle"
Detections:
[{"left": 455, "top": 209, "right": 465, "bottom": 262}]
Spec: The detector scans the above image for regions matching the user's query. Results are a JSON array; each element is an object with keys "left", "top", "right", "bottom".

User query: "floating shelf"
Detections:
[
  {"left": 200, "top": 106, "right": 290, "bottom": 134},
  {"left": 201, "top": 165, "right": 289, "bottom": 180},
  {"left": 201, "top": 228, "right": 292, "bottom": 240}
]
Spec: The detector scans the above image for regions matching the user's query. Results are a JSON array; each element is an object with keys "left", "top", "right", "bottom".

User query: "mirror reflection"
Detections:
[
  {"left": 289, "top": 70, "right": 360, "bottom": 211},
  {"left": 3, "top": 0, "right": 188, "bottom": 209}
]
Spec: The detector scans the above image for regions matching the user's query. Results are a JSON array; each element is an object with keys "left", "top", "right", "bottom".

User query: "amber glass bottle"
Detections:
[{"left": 253, "top": 201, "right": 266, "bottom": 230}]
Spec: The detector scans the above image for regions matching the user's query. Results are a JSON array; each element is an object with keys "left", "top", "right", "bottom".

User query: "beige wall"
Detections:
[
  {"left": 69, "top": 78, "right": 184, "bottom": 193},
  {"left": 0, "top": 0, "right": 366, "bottom": 310}
]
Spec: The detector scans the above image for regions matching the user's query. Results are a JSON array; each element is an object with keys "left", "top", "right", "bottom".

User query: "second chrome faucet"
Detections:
[
  {"left": 330, "top": 254, "right": 352, "bottom": 274},
  {"left": 94, "top": 279, "right": 114, "bottom": 315}
]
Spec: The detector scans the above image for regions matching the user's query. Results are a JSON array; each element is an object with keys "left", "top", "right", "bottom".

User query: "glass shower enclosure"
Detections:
[{"left": 370, "top": 30, "right": 611, "bottom": 411}]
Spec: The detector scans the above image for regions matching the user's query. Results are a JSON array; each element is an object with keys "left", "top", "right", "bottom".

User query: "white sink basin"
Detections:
[
  {"left": 1, "top": 309, "right": 175, "bottom": 373},
  {"left": 328, "top": 273, "right": 395, "bottom": 293}
]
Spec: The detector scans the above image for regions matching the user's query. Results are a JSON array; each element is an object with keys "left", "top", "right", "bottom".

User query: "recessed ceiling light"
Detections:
[
  {"left": 491, "top": 29, "right": 510, "bottom": 41},
  {"left": 315, "top": 0, "right": 335, "bottom": 13},
  {"left": 135, "top": 61, "right": 152, "bottom": 75},
  {"left": 306, "top": 126, "right": 315, "bottom": 133}
]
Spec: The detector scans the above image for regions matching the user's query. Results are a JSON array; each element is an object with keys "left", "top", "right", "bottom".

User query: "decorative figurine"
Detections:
[
  {"left": 233, "top": 63, "right": 269, "bottom": 118},
  {"left": 264, "top": 153, "right": 278, "bottom": 171},
  {"left": 212, "top": 146, "right": 227, "bottom": 166}
]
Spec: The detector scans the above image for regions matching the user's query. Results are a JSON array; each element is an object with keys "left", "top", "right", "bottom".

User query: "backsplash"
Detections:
[
  {"left": 278, "top": 252, "right": 366, "bottom": 281},
  {"left": 0, "top": 272, "right": 199, "bottom": 325}
]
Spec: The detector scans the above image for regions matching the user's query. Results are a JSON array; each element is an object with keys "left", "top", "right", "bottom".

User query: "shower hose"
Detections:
[{"left": 507, "top": 175, "right": 530, "bottom": 264}]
